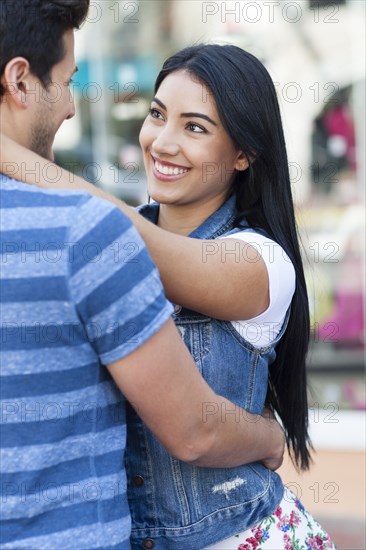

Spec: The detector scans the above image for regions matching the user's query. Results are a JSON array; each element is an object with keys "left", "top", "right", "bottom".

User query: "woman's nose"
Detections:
[{"left": 151, "top": 125, "right": 180, "bottom": 157}]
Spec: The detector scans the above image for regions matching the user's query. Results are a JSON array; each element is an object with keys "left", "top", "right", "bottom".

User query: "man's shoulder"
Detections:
[
  {"left": 0, "top": 175, "right": 136, "bottom": 243},
  {"left": 0, "top": 175, "right": 128, "bottom": 221},
  {"left": 1, "top": 174, "right": 92, "bottom": 204}
]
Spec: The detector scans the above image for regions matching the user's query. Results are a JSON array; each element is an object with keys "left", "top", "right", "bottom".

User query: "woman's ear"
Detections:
[
  {"left": 234, "top": 151, "right": 250, "bottom": 172},
  {"left": 1, "top": 57, "right": 31, "bottom": 108}
]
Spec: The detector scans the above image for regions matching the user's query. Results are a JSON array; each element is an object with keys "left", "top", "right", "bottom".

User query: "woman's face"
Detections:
[{"left": 139, "top": 70, "right": 246, "bottom": 211}]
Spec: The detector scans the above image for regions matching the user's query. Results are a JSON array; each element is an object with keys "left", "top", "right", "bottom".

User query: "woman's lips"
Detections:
[{"left": 151, "top": 157, "right": 190, "bottom": 181}]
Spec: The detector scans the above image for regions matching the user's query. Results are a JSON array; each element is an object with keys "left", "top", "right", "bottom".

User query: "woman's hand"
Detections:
[
  {"left": 260, "top": 407, "right": 285, "bottom": 471},
  {"left": 1, "top": 133, "right": 25, "bottom": 181}
]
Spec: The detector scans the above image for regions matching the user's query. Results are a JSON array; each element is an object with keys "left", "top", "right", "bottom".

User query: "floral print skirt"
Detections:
[{"left": 205, "top": 487, "right": 337, "bottom": 550}]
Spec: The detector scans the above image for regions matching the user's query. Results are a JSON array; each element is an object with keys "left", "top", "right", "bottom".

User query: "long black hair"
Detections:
[{"left": 155, "top": 44, "right": 311, "bottom": 470}]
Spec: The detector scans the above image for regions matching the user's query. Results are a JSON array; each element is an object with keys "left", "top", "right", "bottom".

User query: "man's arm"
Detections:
[{"left": 107, "top": 317, "right": 284, "bottom": 469}]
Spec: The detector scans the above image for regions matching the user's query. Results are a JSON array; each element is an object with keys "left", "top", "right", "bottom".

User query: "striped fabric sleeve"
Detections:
[{"left": 66, "top": 195, "right": 173, "bottom": 364}]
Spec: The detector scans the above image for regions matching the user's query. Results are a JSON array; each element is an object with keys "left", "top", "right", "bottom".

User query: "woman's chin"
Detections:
[{"left": 147, "top": 185, "right": 177, "bottom": 206}]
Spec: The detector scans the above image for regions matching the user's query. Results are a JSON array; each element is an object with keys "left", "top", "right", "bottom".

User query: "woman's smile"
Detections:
[{"left": 151, "top": 155, "right": 190, "bottom": 181}]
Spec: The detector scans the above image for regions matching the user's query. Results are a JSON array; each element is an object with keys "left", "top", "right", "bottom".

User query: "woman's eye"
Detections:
[
  {"left": 187, "top": 122, "right": 206, "bottom": 134},
  {"left": 149, "top": 108, "right": 163, "bottom": 120}
]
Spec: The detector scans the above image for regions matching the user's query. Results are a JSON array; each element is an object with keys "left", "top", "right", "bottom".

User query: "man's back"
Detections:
[{"left": 0, "top": 176, "right": 173, "bottom": 548}]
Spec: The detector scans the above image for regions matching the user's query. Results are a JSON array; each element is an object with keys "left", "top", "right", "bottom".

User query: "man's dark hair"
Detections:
[{"left": 0, "top": 0, "right": 90, "bottom": 96}]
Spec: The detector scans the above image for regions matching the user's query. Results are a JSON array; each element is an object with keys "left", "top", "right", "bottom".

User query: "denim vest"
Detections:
[{"left": 126, "top": 195, "right": 286, "bottom": 550}]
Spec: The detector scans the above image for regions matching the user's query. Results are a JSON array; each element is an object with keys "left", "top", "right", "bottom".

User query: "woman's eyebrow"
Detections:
[
  {"left": 180, "top": 112, "right": 217, "bottom": 126},
  {"left": 152, "top": 97, "right": 166, "bottom": 110},
  {"left": 151, "top": 97, "right": 217, "bottom": 126}
]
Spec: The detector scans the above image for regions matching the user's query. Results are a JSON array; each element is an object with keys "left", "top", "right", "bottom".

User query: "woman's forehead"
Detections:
[{"left": 155, "top": 70, "right": 217, "bottom": 112}]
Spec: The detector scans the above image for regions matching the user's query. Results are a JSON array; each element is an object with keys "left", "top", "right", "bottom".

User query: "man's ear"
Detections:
[{"left": 1, "top": 57, "right": 32, "bottom": 108}]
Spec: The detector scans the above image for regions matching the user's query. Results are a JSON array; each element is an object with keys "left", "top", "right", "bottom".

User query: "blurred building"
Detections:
[{"left": 54, "top": 2, "right": 365, "bottom": 545}]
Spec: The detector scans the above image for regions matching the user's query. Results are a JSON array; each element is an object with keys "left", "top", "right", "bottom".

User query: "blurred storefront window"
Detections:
[{"left": 304, "top": 80, "right": 365, "bottom": 412}]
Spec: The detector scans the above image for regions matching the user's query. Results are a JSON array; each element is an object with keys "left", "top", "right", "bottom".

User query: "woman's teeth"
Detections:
[{"left": 155, "top": 161, "right": 188, "bottom": 176}]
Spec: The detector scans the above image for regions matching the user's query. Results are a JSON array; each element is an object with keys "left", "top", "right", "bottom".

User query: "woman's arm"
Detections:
[
  {"left": 1, "top": 135, "right": 269, "bottom": 320},
  {"left": 109, "top": 317, "right": 284, "bottom": 469}
]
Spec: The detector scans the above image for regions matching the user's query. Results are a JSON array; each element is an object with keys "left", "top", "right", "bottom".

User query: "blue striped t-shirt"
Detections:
[{"left": 0, "top": 176, "right": 173, "bottom": 549}]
